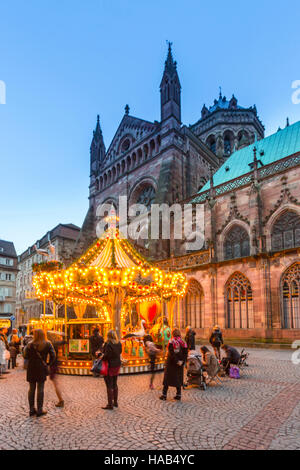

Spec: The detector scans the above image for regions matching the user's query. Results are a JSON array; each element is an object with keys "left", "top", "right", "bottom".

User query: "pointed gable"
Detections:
[{"left": 105, "top": 112, "right": 157, "bottom": 163}]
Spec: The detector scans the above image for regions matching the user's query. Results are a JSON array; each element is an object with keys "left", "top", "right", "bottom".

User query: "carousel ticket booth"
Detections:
[{"left": 32, "top": 218, "right": 187, "bottom": 376}]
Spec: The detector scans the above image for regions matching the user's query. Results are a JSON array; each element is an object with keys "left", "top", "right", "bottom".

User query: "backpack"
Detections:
[{"left": 229, "top": 365, "right": 240, "bottom": 379}]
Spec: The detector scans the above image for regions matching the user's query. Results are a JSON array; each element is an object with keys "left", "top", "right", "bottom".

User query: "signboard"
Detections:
[
  {"left": 0, "top": 319, "right": 11, "bottom": 328},
  {"left": 69, "top": 339, "right": 90, "bottom": 353}
]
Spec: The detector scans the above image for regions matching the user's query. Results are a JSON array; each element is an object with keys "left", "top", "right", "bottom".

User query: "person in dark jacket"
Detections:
[
  {"left": 221, "top": 344, "right": 241, "bottom": 375},
  {"left": 101, "top": 330, "right": 122, "bottom": 410},
  {"left": 90, "top": 328, "right": 104, "bottom": 358},
  {"left": 185, "top": 326, "right": 196, "bottom": 351},
  {"left": 209, "top": 325, "right": 224, "bottom": 360},
  {"left": 160, "top": 329, "right": 188, "bottom": 401},
  {"left": 23, "top": 329, "right": 56, "bottom": 417}
]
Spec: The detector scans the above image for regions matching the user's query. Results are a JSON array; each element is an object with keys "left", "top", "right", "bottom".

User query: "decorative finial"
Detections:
[
  {"left": 125, "top": 104, "right": 130, "bottom": 115},
  {"left": 219, "top": 86, "right": 222, "bottom": 99},
  {"left": 166, "top": 39, "right": 173, "bottom": 50},
  {"left": 286, "top": 117, "right": 290, "bottom": 127},
  {"left": 97, "top": 114, "right": 100, "bottom": 123}
]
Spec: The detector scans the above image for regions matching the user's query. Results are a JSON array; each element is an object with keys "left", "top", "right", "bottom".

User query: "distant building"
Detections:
[
  {"left": 16, "top": 223, "right": 80, "bottom": 325},
  {"left": 0, "top": 240, "right": 18, "bottom": 329}
]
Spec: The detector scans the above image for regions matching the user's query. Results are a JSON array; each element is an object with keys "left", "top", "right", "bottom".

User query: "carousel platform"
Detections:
[{"left": 57, "top": 357, "right": 165, "bottom": 376}]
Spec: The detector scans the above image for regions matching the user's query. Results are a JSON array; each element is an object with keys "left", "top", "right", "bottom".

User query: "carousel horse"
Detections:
[
  {"left": 150, "top": 319, "right": 171, "bottom": 348},
  {"left": 123, "top": 320, "right": 146, "bottom": 339}
]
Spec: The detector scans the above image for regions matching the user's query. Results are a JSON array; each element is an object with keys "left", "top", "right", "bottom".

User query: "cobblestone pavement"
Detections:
[{"left": 0, "top": 348, "right": 299, "bottom": 450}]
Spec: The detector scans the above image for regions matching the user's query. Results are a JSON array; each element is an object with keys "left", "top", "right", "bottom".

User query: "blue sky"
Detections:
[{"left": 1, "top": 0, "right": 300, "bottom": 254}]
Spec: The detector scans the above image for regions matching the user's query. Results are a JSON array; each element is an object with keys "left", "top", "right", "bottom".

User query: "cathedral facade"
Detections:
[{"left": 75, "top": 45, "right": 300, "bottom": 342}]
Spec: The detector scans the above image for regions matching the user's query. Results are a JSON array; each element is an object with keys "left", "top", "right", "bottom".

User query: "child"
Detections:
[
  {"left": 144, "top": 335, "right": 160, "bottom": 390},
  {"left": 8, "top": 341, "right": 17, "bottom": 369}
]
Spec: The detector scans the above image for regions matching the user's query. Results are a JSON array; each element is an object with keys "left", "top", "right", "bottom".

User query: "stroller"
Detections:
[
  {"left": 185, "top": 351, "right": 207, "bottom": 390},
  {"left": 238, "top": 348, "right": 249, "bottom": 368}
]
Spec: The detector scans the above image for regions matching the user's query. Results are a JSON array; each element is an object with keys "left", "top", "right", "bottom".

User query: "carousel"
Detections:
[{"left": 31, "top": 215, "right": 187, "bottom": 375}]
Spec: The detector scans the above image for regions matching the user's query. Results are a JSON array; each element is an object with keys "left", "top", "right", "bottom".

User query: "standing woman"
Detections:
[
  {"left": 209, "top": 325, "right": 224, "bottom": 360},
  {"left": 23, "top": 329, "right": 56, "bottom": 417},
  {"left": 101, "top": 330, "right": 122, "bottom": 410},
  {"left": 160, "top": 328, "right": 188, "bottom": 401}
]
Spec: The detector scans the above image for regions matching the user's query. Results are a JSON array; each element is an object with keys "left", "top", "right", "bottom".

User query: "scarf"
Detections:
[{"left": 170, "top": 336, "right": 187, "bottom": 354}]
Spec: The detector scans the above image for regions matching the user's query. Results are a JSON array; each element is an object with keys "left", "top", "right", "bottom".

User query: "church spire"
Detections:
[
  {"left": 90, "top": 114, "right": 105, "bottom": 167},
  {"left": 160, "top": 42, "right": 181, "bottom": 124}
]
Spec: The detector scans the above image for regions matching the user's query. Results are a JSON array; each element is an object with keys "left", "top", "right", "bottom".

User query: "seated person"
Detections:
[
  {"left": 220, "top": 344, "right": 241, "bottom": 375},
  {"left": 200, "top": 346, "right": 219, "bottom": 379}
]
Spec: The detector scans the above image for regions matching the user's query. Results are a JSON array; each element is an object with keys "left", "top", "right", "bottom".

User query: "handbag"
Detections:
[
  {"left": 229, "top": 365, "right": 240, "bottom": 379},
  {"left": 90, "top": 358, "right": 108, "bottom": 376}
]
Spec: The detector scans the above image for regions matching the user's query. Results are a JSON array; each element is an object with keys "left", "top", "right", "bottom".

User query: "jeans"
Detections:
[
  {"left": 8, "top": 357, "right": 16, "bottom": 369},
  {"left": 28, "top": 382, "right": 45, "bottom": 412}
]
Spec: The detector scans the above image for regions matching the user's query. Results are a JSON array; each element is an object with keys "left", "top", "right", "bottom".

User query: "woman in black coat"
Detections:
[
  {"left": 160, "top": 329, "right": 188, "bottom": 401},
  {"left": 23, "top": 329, "right": 56, "bottom": 417},
  {"left": 101, "top": 330, "right": 122, "bottom": 410}
]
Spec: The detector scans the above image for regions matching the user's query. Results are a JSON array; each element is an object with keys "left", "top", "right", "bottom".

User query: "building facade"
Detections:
[
  {"left": 158, "top": 121, "right": 300, "bottom": 342},
  {"left": 74, "top": 44, "right": 300, "bottom": 341},
  {"left": 74, "top": 44, "right": 260, "bottom": 260},
  {"left": 0, "top": 240, "right": 18, "bottom": 329},
  {"left": 16, "top": 223, "right": 80, "bottom": 325}
]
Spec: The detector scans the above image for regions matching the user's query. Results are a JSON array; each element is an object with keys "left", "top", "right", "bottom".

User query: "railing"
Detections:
[{"left": 156, "top": 250, "right": 210, "bottom": 271}]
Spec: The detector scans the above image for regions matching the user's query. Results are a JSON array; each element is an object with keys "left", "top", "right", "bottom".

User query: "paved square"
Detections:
[{"left": 0, "top": 348, "right": 299, "bottom": 450}]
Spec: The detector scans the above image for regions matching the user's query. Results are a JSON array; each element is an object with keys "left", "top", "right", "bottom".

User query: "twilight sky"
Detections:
[{"left": 1, "top": 0, "right": 300, "bottom": 254}]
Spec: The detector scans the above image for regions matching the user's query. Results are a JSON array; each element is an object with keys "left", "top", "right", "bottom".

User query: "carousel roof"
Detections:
[
  {"left": 74, "top": 226, "right": 151, "bottom": 270},
  {"left": 32, "top": 220, "right": 187, "bottom": 310}
]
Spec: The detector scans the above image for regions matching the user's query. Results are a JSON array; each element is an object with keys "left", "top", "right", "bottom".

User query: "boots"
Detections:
[
  {"left": 113, "top": 386, "right": 118, "bottom": 408},
  {"left": 102, "top": 388, "right": 114, "bottom": 410}
]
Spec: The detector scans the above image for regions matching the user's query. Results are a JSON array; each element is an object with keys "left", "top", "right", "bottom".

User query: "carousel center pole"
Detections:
[
  {"left": 64, "top": 289, "right": 68, "bottom": 359},
  {"left": 43, "top": 297, "right": 46, "bottom": 335}
]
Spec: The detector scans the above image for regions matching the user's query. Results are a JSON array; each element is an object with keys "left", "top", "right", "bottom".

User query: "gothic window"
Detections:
[
  {"left": 223, "top": 131, "right": 234, "bottom": 156},
  {"left": 184, "top": 279, "right": 204, "bottom": 329},
  {"left": 226, "top": 272, "right": 254, "bottom": 329},
  {"left": 136, "top": 185, "right": 155, "bottom": 211},
  {"left": 206, "top": 135, "right": 216, "bottom": 154},
  {"left": 271, "top": 211, "right": 300, "bottom": 251},
  {"left": 224, "top": 225, "right": 250, "bottom": 260},
  {"left": 281, "top": 263, "right": 300, "bottom": 329}
]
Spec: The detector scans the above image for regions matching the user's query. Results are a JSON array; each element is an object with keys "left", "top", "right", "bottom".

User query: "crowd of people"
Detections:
[{"left": 0, "top": 323, "right": 242, "bottom": 416}]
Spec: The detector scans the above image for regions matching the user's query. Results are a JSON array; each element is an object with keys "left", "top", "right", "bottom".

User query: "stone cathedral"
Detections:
[{"left": 75, "top": 44, "right": 300, "bottom": 342}]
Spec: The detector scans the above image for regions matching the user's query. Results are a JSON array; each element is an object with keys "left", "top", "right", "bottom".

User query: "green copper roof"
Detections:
[{"left": 196, "top": 120, "right": 300, "bottom": 198}]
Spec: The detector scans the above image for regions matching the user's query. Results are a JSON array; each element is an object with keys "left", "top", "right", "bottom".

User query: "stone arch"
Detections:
[
  {"left": 128, "top": 176, "right": 157, "bottom": 208},
  {"left": 223, "top": 129, "right": 235, "bottom": 156},
  {"left": 280, "top": 262, "right": 300, "bottom": 329},
  {"left": 225, "top": 272, "right": 254, "bottom": 329},
  {"left": 206, "top": 134, "right": 216, "bottom": 153}
]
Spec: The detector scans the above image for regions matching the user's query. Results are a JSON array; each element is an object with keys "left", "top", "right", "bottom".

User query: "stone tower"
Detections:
[{"left": 160, "top": 42, "right": 181, "bottom": 128}]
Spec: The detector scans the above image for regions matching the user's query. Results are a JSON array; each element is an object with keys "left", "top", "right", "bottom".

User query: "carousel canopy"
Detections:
[{"left": 32, "top": 224, "right": 187, "bottom": 309}]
